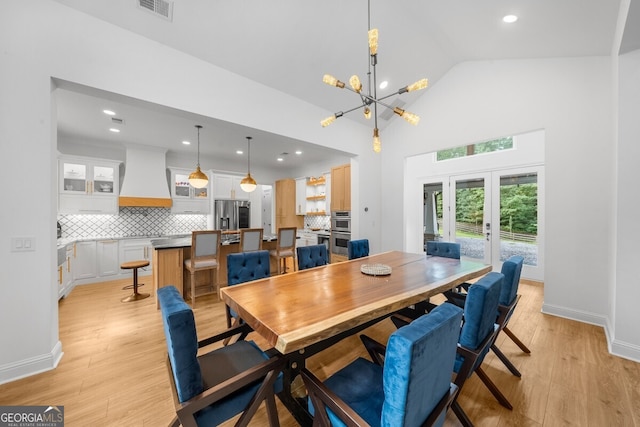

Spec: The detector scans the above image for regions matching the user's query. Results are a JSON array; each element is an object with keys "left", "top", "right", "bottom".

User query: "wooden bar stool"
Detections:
[{"left": 120, "top": 260, "right": 150, "bottom": 302}]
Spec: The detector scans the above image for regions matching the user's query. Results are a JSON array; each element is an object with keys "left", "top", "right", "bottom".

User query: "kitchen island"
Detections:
[{"left": 151, "top": 233, "right": 279, "bottom": 306}]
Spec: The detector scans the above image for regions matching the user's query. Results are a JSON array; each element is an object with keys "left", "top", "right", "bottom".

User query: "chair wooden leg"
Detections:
[
  {"left": 191, "top": 271, "right": 196, "bottom": 307},
  {"left": 475, "top": 366, "right": 513, "bottom": 410},
  {"left": 264, "top": 393, "right": 279, "bottom": 426},
  {"left": 168, "top": 415, "right": 180, "bottom": 427},
  {"left": 491, "top": 343, "right": 522, "bottom": 377},
  {"left": 503, "top": 326, "right": 531, "bottom": 353},
  {"left": 451, "top": 400, "right": 475, "bottom": 427}
]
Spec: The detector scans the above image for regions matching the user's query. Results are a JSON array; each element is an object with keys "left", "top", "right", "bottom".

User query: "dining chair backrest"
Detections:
[
  {"left": 382, "top": 303, "right": 463, "bottom": 426},
  {"left": 426, "top": 241, "right": 461, "bottom": 259},
  {"left": 499, "top": 255, "right": 524, "bottom": 306},
  {"left": 227, "top": 250, "right": 271, "bottom": 286},
  {"left": 455, "top": 271, "right": 503, "bottom": 374},
  {"left": 240, "top": 228, "right": 263, "bottom": 252},
  {"left": 296, "top": 244, "right": 328, "bottom": 270},
  {"left": 348, "top": 239, "right": 369, "bottom": 260},
  {"left": 189, "top": 230, "right": 221, "bottom": 267},
  {"left": 276, "top": 227, "right": 296, "bottom": 251},
  {"left": 226, "top": 250, "right": 271, "bottom": 329},
  {"left": 158, "top": 285, "right": 203, "bottom": 403}
]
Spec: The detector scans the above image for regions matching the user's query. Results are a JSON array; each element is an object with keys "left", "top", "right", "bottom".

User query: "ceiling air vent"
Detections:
[
  {"left": 379, "top": 99, "right": 406, "bottom": 121},
  {"left": 137, "top": 0, "right": 174, "bottom": 21},
  {"left": 111, "top": 117, "right": 125, "bottom": 125}
]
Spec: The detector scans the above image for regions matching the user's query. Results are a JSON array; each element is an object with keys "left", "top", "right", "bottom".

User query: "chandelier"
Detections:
[{"left": 320, "top": 0, "right": 428, "bottom": 153}]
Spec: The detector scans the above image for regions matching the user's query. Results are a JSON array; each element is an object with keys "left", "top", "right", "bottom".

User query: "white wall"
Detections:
[
  {"left": 379, "top": 56, "right": 640, "bottom": 360},
  {"left": 614, "top": 48, "right": 640, "bottom": 360},
  {"left": 0, "top": 0, "right": 374, "bottom": 383}
]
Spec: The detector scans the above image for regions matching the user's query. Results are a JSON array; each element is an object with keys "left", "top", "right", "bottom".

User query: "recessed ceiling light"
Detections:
[
  {"left": 277, "top": 158, "right": 284, "bottom": 162},
  {"left": 182, "top": 140, "right": 191, "bottom": 145},
  {"left": 379, "top": 81, "right": 388, "bottom": 90},
  {"left": 103, "top": 109, "right": 116, "bottom": 115},
  {"left": 236, "top": 150, "right": 243, "bottom": 155},
  {"left": 109, "top": 128, "right": 120, "bottom": 133},
  {"left": 295, "top": 150, "right": 302, "bottom": 155},
  {"left": 503, "top": 15, "right": 518, "bottom": 23}
]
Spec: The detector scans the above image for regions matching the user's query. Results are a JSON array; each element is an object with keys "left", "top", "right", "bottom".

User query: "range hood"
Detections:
[{"left": 119, "top": 146, "right": 172, "bottom": 207}]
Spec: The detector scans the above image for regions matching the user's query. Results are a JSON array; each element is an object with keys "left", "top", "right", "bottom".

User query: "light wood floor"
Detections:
[{"left": 1, "top": 276, "right": 639, "bottom": 426}]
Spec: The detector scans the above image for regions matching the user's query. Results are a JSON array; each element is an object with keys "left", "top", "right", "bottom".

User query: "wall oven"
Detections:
[
  {"left": 331, "top": 231, "right": 351, "bottom": 256},
  {"left": 331, "top": 211, "right": 351, "bottom": 233}
]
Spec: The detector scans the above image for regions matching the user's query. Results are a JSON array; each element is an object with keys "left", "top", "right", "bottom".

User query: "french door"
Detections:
[{"left": 423, "top": 166, "right": 543, "bottom": 280}]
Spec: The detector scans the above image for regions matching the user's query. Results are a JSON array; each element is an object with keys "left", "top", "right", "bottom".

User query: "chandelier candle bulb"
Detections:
[
  {"left": 406, "top": 78, "right": 429, "bottom": 92},
  {"left": 349, "top": 75, "right": 363, "bottom": 93},
  {"left": 373, "top": 128, "right": 381, "bottom": 153},
  {"left": 368, "top": 28, "right": 379, "bottom": 55},
  {"left": 393, "top": 107, "right": 420, "bottom": 125},
  {"left": 323, "top": 74, "right": 345, "bottom": 88},
  {"left": 321, "top": 115, "right": 337, "bottom": 127}
]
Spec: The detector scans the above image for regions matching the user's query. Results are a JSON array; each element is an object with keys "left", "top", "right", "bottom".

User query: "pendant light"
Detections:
[
  {"left": 188, "top": 125, "right": 208, "bottom": 188},
  {"left": 240, "top": 136, "right": 257, "bottom": 192}
]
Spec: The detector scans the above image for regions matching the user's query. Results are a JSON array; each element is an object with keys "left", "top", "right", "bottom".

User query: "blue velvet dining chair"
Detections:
[
  {"left": 425, "top": 240, "right": 461, "bottom": 259},
  {"left": 302, "top": 303, "right": 464, "bottom": 427},
  {"left": 445, "top": 255, "right": 529, "bottom": 377},
  {"left": 393, "top": 271, "right": 509, "bottom": 427},
  {"left": 225, "top": 250, "right": 271, "bottom": 329},
  {"left": 158, "top": 285, "right": 284, "bottom": 427},
  {"left": 296, "top": 244, "right": 328, "bottom": 270},
  {"left": 347, "top": 238, "right": 369, "bottom": 260}
]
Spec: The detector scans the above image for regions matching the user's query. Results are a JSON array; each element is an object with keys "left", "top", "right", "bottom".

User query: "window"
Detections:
[{"left": 436, "top": 137, "right": 513, "bottom": 161}]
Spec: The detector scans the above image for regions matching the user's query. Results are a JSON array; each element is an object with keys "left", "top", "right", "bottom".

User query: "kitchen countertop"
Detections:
[
  {"left": 56, "top": 233, "right": 191, "bottom": 248},
  {"left": 301, "top": 229, "right": 331, "bottom": 235},
  {"left": 150, "top": 234, "right": 278, "bottom": 250}
]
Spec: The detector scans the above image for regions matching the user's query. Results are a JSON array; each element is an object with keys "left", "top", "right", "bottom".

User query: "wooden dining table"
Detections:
[{"left": 221, "top": 250, "right": 491, "bottom": 425}]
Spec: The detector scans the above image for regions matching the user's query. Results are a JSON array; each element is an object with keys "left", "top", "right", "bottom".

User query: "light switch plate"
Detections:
[{"left": 11, "top": 237, "right": 35, "bottom": 252}]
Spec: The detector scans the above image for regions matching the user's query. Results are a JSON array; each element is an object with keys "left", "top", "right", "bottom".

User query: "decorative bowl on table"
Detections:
[{"left": 360, "top": 264, "right": 392, "bottom": 276}]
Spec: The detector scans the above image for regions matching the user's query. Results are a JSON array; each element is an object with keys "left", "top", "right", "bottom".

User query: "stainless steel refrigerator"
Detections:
[{"left": 214, "top": 200, "right": 251, "bottom": 231}]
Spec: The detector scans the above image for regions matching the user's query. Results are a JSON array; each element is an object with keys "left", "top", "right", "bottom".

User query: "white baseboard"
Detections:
[
  {"left": 0, "top": 341, "right": 63, "bottom": 385},
  {"left": 542, "top": 303, "right": 640, "bottom": 362}
]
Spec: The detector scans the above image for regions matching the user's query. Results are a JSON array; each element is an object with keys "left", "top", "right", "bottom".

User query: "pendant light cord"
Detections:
[
  {"left": 246, "top": 136, "right": 252, "bottom": 174},
  {"left": 196, "top": 125, "right": 202, "bottom": 167}
]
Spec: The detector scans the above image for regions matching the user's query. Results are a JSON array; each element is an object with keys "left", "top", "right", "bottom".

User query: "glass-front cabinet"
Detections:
[
  {"left": 169, "top": 168, "right": 210, "bottom": 214},
  {"left": 58, "top": 156, "right": 121, "bottom": 214}
]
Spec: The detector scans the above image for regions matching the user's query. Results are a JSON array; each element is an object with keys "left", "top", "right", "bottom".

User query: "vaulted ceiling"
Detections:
[{"left": 53, "top": 0, "right": 633, "bottom": 171}]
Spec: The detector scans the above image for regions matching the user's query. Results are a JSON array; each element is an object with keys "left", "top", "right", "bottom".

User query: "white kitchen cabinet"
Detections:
[
  {"left": 58, "top": 155, "right": 121, "bottom": 214},
  {"left": 57, "top": 244, "right": 74, "bottom": 299},
  {"left": 212, "top": 173, "right": 249, "bottom": 200},
  {"left": 74, "top": 241, "right": 97, "bottom": 281},
  {"left": 296, "top": 231, "right": 318, "bottom": 248},
  {"left": 169, "top": 168, "right": 210, "bottom": 214},
  {"left": 97, "top": 240, "right": 120, "bottom": 277},
  {"left": 119, "top": 238, "right": 153, "bottom": 277}
]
